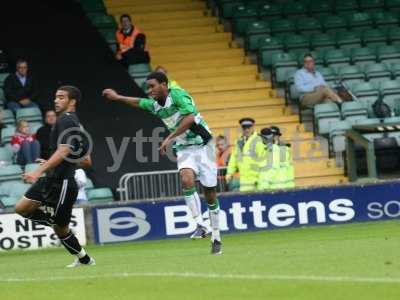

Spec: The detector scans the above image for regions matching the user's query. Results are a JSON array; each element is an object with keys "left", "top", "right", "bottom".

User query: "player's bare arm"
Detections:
[
  {"left": 22, "top": 145, "right": 71, "bottom": 183},
  {"left": 159, "top": 114, "right": 195, "bottom": 155},
  {"left": 102, "top": 88, "right": 140, "bottom": 108},
  {"left": 78, "top": 155, "right": 92, "bottom": 169}
]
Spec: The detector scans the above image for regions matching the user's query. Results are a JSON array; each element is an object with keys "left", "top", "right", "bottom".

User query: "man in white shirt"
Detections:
[{"left": 294, "top": 53, "right": 342, "bottom": 108}]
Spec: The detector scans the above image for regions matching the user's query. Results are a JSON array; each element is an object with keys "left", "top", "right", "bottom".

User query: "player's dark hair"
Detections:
[
  {"left": 58, "top": 85, "right": 82, "bottom": 104},
  {"left": 120, "top": 14, "right": 131, "bottom": 22},
  {"left": 304, "top": 53, "right": 313, "bottom": 60},
  {"left": 146, "top": 71, "right": 168, "bottom": 84},
  {"left": 16, "top": 59, "right": 27, "bottom": 66}
]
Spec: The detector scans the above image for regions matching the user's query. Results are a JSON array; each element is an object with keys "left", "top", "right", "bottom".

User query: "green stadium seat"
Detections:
[
  {"left": 86, "top": 178, "right": 94, "bottom": 190},
  {"left": 87, "top": 13, "right": 117, "bottom": 29},
  {"left": 80, "top": 0, "right": 106, "bottom": 13},
  {"left": 352, "top": 81, "right": 380, "bottom": 116},
  {"left": 321, "top": 15, "right": 347, "bottom": 32},
  {"left": 317, "top": 66, "right": 337, "bottom": 83},
  {"left": 345, "top": 12, "right": 374, "bottom": 29},
  {"left": 128, "top": 64, "right": 151, "bottom": 78},
  {"left": 389, "top": 62, "right": 400, "bottom": 78},
  {"left": 362, "top": 29, "right": 387, "bottom": 47},
  {"left": 0, "top": 73, "right": 9, "bottom": 88},
  {"left": 258, "top": 37, "right": 284, "bottom": 67},
  {"left": 0, "top": 195, "right": 19, "bottom": 208},
  {"left": 314, "top": 102, "right": 341, "bottom": 135},
  {"left": 2, "top": 109, "right": 15, "bottom": 125},
  {"left": 296, "top": 17, "right": 323, "bottom": 34},
  {"left": 354, "top": 118, "right": 385, "bottom": 141},
  {"left": 351, "top": 47, "right": 377, "bottom": 68},
  {"left": 338, "top": 65, "right": 365, "bottom": 86},
  {"left": 245, "top": 21, "right": 271, "bottom": 51},
  {"left": 270, "top": 19, "right": 296, "bottom": 35},
  {"left": 99, "top": 28, "right": 116, "bottom": 44},
  {"left": 379, "top": 80, "right": 400, "bottom": 113},
  {"left": 386, "top": 27, "right": 400, "bottom": 46},
  {"left": 324, "top": 49, "right": 351, "bottom": 68},
  {"left": 271, "top": 52, "right": 298, "bottom": 85},
  {"left": 309, "top": 1, "right": 333, "bottom": 16},
  {"left": 219, "top": 0, "right": 244, "bottom": 19},
  {"left": 88, "top": 188, "right": 114, "bottom": 203},
  {"left": 371, "top": 11, "right": 398, "bottom": 28},
  {"left": 310, "top": 33, "right": 336, "bottom": 50},
  {"left": 0, "top": 146, "right": 13, "bottom": 165},
  {"left": 24, "top": 163, "right": 39, "bottom": 173},
  {"left": 359, "top": 0, "right": 385, "bottom": 10},
  {"left": 283, "top": 1, "right": 307, "bottom": 17},
  {"left": 336, "top": 31, "right": 362, "bottom": 49},
  {"left": 7, "top": 181, "right": 31, "bottom": 198},
  {"left": 15, "top": 107, "right": 42, "bottom": 122},
  {"left": 364, "top": 63, "right": 392, "bottom": 84},
  {"left": 29, "top": 122, "right": 43, "bottom": 134},
  {"left": 376, "top": 45, "right": 400, "bottom": 64},
  {"left": 0, "top": 164, "right": 23, "bottom": 183},
  {"left": 341, "top": 101, "right": 369, "bottom": 124},
  {"left": 258, "top": 3, "right": 283, "bottom": 20},
  {"left": 232, "top": 5, "right": 258, "bottom": 36},
  {"left": 330, "top": 120, "right": 352, "bottom": 152},
  {"left": 385, "top": 0, "right": 400, "bottom": 11},
  {"left": 284, "top": 34, "right": 309, "bottom": 51},
  {"left": 0, "top": 88, "right": 5, "bottom": 102},
  {"left": 335, "top": 0, "right": 359, "bottom": 13},
  {"left": 287, "top": 69, "right": 299, "bottom": 102},
  {"left": 1, "top": 126, "right": 15, "bottom": 145}
]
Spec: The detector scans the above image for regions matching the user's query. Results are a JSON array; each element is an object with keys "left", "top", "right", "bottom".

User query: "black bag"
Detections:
[{"left": 372, "top": 98, "right": 392, "bottom": 119}]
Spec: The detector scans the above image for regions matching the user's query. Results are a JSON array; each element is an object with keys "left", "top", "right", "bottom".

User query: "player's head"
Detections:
[
  {"left": 55, "top": 85, "right": 81, "bottom": 114},
  {"left": 16, "top": 119, "right": 30, "bottom": 135},
  {"left": 239, "top": 117, "right": 255, "bottom": 138},
  {"left": 303, "top": 53, "right": 315, "bottom": 72},
  {"left": 146, "top": 71, "right": 169, "bottom": 102},
  {"left": 120, "top": 14, "right": 132, "bottom": 30},
  {"left": 154, "top": 66, "right": 168, "bottom": 75}
]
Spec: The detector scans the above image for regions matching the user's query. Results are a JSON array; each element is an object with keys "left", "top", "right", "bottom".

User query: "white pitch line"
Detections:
[{"left": 1, "top": 272, "right": 400, "bottom": 284}]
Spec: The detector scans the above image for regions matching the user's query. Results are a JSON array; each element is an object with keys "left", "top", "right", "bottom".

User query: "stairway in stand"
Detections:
[{"left": 104, "top": 0, "right": 347, "bottom": 187}]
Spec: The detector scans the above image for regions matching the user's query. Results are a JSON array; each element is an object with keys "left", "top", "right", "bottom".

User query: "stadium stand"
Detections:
[{"left": 103, "top": 0, "right": 346, "bottom": 187}]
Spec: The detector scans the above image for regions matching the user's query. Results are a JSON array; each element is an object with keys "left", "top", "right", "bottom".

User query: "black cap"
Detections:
[
  {"left": 260, "top": 127, "right": 273, "bottom": 138},
  {"left": 270, "top": 126, "right": 282, "bottom": 136},
  {"left": 239, "top": 117, "right": 255, "bottom": 127}
]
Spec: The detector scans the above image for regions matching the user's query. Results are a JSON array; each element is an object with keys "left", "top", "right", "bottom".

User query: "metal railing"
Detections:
[{"left": 118, "top": 168, "right": 228, "bottom": 201}]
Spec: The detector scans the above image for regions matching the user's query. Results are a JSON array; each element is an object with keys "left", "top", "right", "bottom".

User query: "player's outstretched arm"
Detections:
[{"left": 102, "top": 88, "right": 140, "bottom": 108}]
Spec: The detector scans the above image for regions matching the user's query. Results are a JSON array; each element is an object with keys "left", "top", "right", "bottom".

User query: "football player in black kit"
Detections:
[{"left": 15, "top": 85, "right": 95, "bottom": 267}]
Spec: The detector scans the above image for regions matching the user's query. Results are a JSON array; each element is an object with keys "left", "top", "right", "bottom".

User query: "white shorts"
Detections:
[{"left": 176, "top": 141, "right": 218, "bottom": 187}]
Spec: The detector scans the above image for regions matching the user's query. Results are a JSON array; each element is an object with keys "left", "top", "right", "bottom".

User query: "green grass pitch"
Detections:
[{"left": 0, "top": 220, "right": 399, "bottom": 300}]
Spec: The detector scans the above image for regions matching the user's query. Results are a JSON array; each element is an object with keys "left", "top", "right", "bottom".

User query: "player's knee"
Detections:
[
  {"left": 203, "top": 186, "right": 216, "bottom": 204},
  {"left": 15, "top": 200, "right": 31, "bottom": 216},
  {"left": 53, "top": 225, "right": 69, "bottom": 238}
]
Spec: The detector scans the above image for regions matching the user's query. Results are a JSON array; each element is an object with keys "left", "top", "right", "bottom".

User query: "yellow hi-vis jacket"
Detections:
[
  {"left": 257, "top": 142, "right": 280, "bottom": 191},
  {"left": 227, "top": 132, "right": 264, "bottom": 192},
  {"left": 270, "top": 144, "right": 295, "bottom": 189}
]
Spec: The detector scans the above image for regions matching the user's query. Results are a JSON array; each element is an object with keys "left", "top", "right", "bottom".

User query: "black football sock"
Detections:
[
  {"left": 60, "top": 231, "right": 90, "bottom": 264},
  {"left": 26, "top": 209, "right": 54, "bottom": 227}
]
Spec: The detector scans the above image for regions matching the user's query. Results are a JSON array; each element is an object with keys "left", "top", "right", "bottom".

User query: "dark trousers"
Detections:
[
  {"left": 17, "top": 140, "right": 40, "bottom": 165},
  {"left": 121, "top": 33, "right": 150, "bottom": 66}
]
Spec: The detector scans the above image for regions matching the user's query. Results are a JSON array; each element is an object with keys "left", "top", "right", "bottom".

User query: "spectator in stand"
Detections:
[
  {"left": 294, "top": 53, "right": 342, "bottom": 108},
  {"left": 216, "top": 135, "right": 231, "bottom": 168},
  {"left": 115, "top": 14, "right": 150, "bottom": 66},
  {"left": 3, "top": 59, "right": 39, "bottom": 113},
  {"left": 11, "top": 120, "right": 40, "bottom": 165},
  {"left": 154, "top": 66, "right": 181, "bottom": 89},
  {"left": 36, "top": 110, "right": 56, "bottom": 160},
  {"left": 75, "top": 168, "right": 88, "bottom": 205}
]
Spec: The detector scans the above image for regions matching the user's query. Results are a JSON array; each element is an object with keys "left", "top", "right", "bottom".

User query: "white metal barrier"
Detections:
[{"left": 118, "top": 168, "right": 228, "bottom": 201}]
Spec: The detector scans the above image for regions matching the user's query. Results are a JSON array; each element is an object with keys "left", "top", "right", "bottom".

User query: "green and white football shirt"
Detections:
[{"left": 138, "top": 87, "right": 212, "bottom": 151}]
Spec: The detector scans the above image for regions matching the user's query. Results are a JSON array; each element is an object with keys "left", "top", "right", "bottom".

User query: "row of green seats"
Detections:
[
  {"left": 218, "top": 0, "right": 400, "bottom": 20},
  {"left": 247, "top": 15, "right": 400, "bottom": 51},
  {"left": 77, "top": 0, "right": 106, "bottom": 13}
]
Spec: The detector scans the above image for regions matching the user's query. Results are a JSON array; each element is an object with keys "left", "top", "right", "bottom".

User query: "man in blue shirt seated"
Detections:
[{"left": 294, "top": 53, "right": 342, "bottom": 108}]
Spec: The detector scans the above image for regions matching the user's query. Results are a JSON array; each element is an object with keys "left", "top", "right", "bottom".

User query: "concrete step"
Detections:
[
  {"left": 145, "top": 25, "right": 224, "bottom": 38},
  {"left": 169, "top": 64, "right": 257, "bottom": 79},
  {"left": 197, "top": 99, "right": 284, "bottom": 111},
  {"left": 185, "top": 80, "right": 268, "bottom": 93},
  {"left": 152, "top": 48, "right": 244, "bottom": 64},
  {"left": 149, "top": 32, "right": 231, "bottom": 47},
  {"left": 295, "top": 175, "right": 347, "bottom": 187}
]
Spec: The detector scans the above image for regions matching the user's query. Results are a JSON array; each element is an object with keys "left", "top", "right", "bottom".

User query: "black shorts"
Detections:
[{"left": 24, "top": 177, "right": 78, "bottom": 227}]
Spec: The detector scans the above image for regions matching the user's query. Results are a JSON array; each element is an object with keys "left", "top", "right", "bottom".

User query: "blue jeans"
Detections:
[
  {"left": 17, "top": 140, "right": 41, "bottom": 165},
  {"left": 7, "top": 101, "right": 39, "bottom": 113}
]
